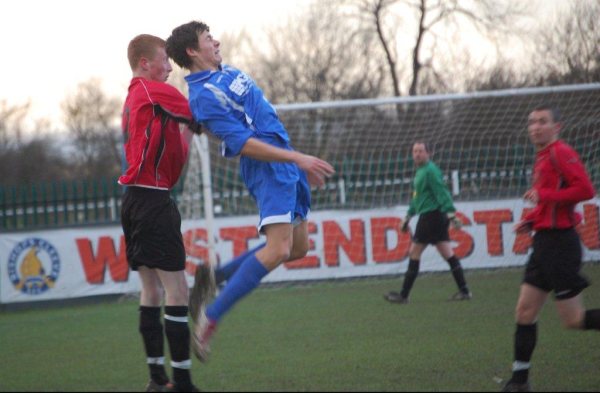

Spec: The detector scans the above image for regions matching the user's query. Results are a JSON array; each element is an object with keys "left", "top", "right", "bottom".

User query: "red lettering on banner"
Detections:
[
  {"left": 285, "top": 222, "right": 320, "bottom": 269},
  {"left": 449, "top": 212, "right": 474, "bottom": 259},
  {"left": 323, "top": 219, "right": 366, "bottom": 266},
  {"left": 182, "top": 228, "right": 209, "bottom": 275},
  {"left": 183, "top": 228, "right": 209, "bottom": 261},
  {"left": 577, "top": 203, "right": 600, "bottom": 250},
  {"left": 370, "top": 217, "right": 410, "bottom": 263},
  {"left": 473, "top": 209, "right": 513, "bottom": 256},
  {"left": 76, "top": 236, "right": 129, "bottom": 284},
  {"left": 513, "top": 208, "right": 534, "bottom": 254},
  {"left": 220, "top": 226, "right": 259, "bottom": 257}
]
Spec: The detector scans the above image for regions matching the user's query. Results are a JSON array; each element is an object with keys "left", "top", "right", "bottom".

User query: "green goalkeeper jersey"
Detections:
[{"left": 407, "top": 160, "right": 456, "bottom": 216}]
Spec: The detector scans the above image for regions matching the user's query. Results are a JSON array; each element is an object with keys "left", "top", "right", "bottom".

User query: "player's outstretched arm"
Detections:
[{"left": 240, "top": 138, "right": 335, "bottom": 187}]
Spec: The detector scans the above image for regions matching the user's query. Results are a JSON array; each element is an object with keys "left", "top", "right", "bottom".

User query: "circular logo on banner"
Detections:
[{"left": 7, "top": 238, "right": 61, "bottom": 295}]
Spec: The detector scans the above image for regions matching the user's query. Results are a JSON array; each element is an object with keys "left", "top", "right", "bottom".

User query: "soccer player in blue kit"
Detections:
[{"left": 166, "top": 21, "right": 335, "bottom": 362}]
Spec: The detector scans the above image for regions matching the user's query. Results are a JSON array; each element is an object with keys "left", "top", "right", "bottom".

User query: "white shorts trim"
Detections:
[
  {"left": 258, "top": 211, "right": 310, "bottom": 233},
  {"left": 258, "top": 212, "right": 292, "bottom": 232}
]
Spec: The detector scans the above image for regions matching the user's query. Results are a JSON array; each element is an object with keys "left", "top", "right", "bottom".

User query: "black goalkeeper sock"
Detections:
[
  {"left": 400, "top": 259, "right": 420, "bottom": 298},
  {"left": 584, "top": 309, "right": 600, "bottom": 330},
  {"left": 446, "top": 256, "right": 469, "bottom": 293}
]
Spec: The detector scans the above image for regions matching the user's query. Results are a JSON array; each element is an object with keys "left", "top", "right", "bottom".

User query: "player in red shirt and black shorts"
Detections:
[
  {"left": 502, "top": 105, "right": 600, "bottom": 392},
  {"left": 120, "top": 34, "right": 201, "bottom": 392}
]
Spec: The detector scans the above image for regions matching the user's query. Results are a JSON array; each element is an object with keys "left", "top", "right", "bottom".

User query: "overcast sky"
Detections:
[
  {"left": 0, "top": 0, "right": 312, "bottom": 129},
  {"left": 0, "top": 0, "right": 569, "bottom": 131}
]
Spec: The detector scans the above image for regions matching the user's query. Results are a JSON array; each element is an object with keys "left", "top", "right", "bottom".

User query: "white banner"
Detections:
[{"left": 1, "top": 198, "right": 599, "bottom": 304}]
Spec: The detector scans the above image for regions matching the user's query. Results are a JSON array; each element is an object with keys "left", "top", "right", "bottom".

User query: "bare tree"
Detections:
[
  {"left": 348, "top": 0, "right": 529, "bottom": 96},
  {"left": 248, "top": 1, "right": 387, "bottom": 103},
  {"left": 61, "top": 78, "right": 122, "bottom": 179},
  {"left": 6, "top": 136, "right": 71, "bottom": 183},
  {"left": 0, "top": 100, "right": 29, "bottom": 149},
  {"left": 0, "top": 100, "right": 71, "bottom": 184},
  {"left": 462, "top": 63, "right": 537, "bottom": 92},
  {"left": 532, "top": 0, "right": 600, "bottom": 85}
]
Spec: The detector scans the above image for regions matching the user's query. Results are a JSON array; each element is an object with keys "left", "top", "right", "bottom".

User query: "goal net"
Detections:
[{"left": 179, "top": 83, "right": 600, "bottom": 282}]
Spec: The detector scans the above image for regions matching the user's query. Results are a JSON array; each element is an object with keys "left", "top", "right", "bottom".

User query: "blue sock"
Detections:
[
  {"left": 215, "top": 243, "right": 266, "bottom": 284},
  {"left": 206, "top": 253, "right": 269, "bottom": 322}
]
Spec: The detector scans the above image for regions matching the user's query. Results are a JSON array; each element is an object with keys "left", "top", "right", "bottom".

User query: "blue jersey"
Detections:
[
  {"left": 185, "top": 65, "right": 310, "bottom": 231},
  {"left": 185, "top": 65, "right": 290, "bottom": 157}
]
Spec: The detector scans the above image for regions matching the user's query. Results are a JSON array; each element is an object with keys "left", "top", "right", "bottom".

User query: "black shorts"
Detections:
[
  {"left": 121, "top": 186, "right": 186, "bottom": 272},
  {"left": 523, "top": 228, "right": 589, "bottom": 300},
  {"left": 413, "top": 210, "right": 450, "bottom": 245}
]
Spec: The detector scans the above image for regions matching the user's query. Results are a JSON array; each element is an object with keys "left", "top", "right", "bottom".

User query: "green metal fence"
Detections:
[
  {"left": 0, "top": 177, "right": 191, "bottom": 232},
  {"left": 0, "top": 177, "right": 125, "bottom": 231}
]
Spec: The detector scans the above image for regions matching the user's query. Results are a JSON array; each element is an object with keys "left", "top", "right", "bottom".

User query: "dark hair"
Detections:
[
  {"left": 165, "top": 21, "right": 210, "bottom": 69},
  {"left": 532, "top": 104, "right": 561, "bottom": 122}
]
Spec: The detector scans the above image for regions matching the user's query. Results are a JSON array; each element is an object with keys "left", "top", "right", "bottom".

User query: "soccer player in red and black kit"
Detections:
[
  {"left": 120, "top": 34, "right": 200, "bottom": 392},
  {"left": 502, "top": 105, "right": 599, "bottom": 392}
]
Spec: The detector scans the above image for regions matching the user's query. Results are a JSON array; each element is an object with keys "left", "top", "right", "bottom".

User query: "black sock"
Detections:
[
  {"left": 164, "top": 306, "right": 193, "bottom": 388},
  {"left": 139, "top": 306, "right": 169, "bottom": 385},
  {"left": 400, "top": 259, "right": 420, "bottom": 298},
  {"left": 446, "top": 256, "right": 469, "bottom": 293},
  {"left": 511, "top": 323, "right": 537, "bottom": 384},
  {"left": 584, "top": 309, "right": 600, "bottom": 330}
]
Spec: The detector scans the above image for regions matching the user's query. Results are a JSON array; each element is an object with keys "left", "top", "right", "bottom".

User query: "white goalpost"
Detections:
[{"left": 180, "top": 134, "right": 218, "bottom": 268}]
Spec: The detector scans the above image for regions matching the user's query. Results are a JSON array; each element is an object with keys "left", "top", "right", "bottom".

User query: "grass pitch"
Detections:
[{"left": 1, "top": 264, "right": 600, "bottom": 391}]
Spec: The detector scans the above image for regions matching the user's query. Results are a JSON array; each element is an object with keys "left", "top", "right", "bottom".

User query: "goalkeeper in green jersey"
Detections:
[{"left": 384, "top": 141, "right": 471, "bottom": 304}]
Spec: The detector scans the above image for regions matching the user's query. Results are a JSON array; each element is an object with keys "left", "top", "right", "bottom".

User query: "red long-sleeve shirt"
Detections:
[
  {"left": 119, "top": 77, "right": 195, "bottom": 190},
  {"left": 523, "top": 140, "right": 596, "bottom": 230}
]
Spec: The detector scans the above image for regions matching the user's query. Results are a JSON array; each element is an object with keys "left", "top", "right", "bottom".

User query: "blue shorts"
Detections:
[{"left": 239, "top": 139, "right": 311, "bottom": 232}]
